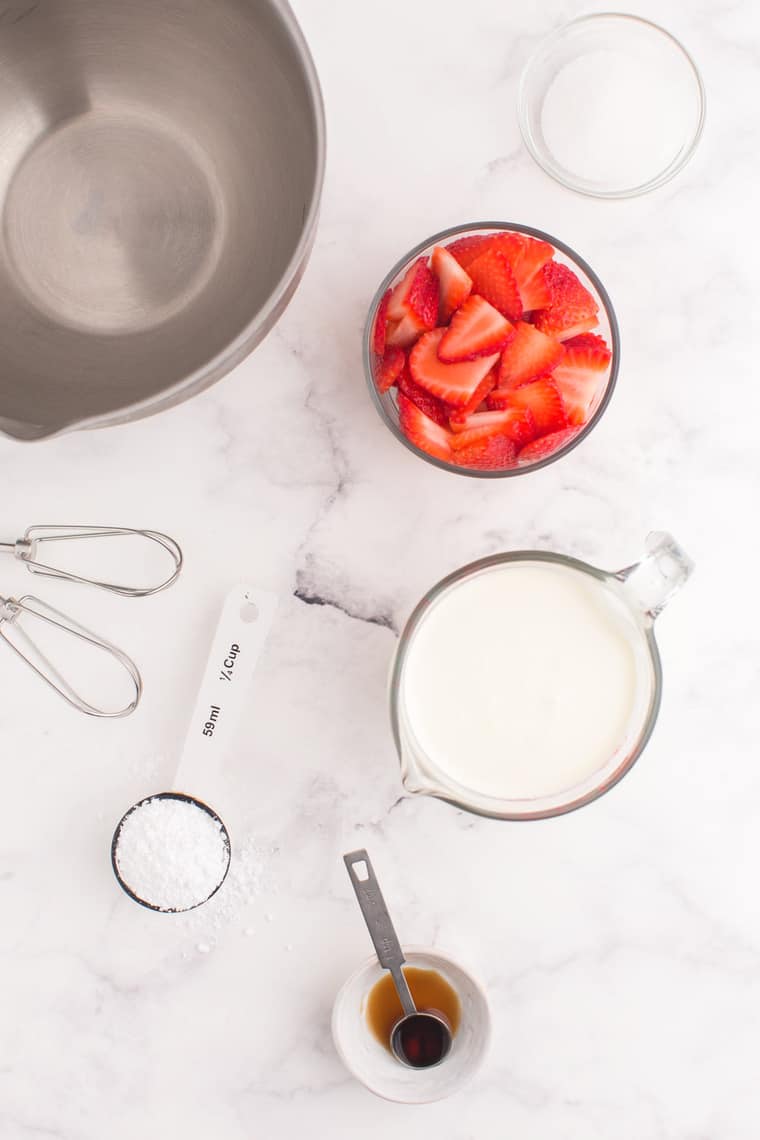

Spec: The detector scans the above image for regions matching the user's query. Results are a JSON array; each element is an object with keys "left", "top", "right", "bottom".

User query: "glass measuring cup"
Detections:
[{"left": 390, "top": 533, "right": 693, "bottom": 821}]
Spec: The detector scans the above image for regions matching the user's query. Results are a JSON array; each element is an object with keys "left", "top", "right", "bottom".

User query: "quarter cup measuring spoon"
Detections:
[
  {"left": 111, "top": 583, "right": 277, "bottom": 913},
  {"left": 344, "top": 849, "right": 453, "bottom": 1069}
]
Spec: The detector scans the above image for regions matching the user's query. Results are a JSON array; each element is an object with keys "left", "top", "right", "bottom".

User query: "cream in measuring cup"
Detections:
[{"left": 392, "top": 533, "right": 693, "bottom": 820}]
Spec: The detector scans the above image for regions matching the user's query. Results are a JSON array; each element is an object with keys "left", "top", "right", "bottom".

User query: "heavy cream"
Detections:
[{"left": 399, "top": 560, "right": 654, "bottom": 803}]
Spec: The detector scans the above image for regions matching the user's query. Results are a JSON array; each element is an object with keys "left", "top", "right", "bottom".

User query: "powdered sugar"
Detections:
[
  {"left": 540, "top": 47, "right": 698, "bottom": 191},
  {"left": 113, "top": 795, "right": 230, "bottom": 913}
]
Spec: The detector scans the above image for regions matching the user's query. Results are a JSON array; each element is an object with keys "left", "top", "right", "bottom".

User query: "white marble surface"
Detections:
[{"left": 0, "top": 0, "right": 757, "bottom": 1135}]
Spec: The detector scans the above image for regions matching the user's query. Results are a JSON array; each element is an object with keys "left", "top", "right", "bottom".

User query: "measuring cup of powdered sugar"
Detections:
[{"left": 111, "top": 584, "right": 277, "bottom": 913}]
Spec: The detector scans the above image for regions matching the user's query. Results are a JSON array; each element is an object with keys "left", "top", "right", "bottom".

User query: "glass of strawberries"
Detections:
[{"left": 364, "top": 222, "right": 620, "bottom": 476}]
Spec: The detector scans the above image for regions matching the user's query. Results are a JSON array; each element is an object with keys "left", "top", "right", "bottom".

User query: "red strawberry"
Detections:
[
  {"left": 447, "top": 367, "right": 498, "bottom": 425},
  {"left": 374, "top": 345, "right": 406, "bottom": 393},
  {"left": 431, "top": 246, "right": 472, "bottom": 323},
  {"left": 409, "top": 328, "right": 500, "bottom": 407},
  {"left": 517, "top": 427, "right": 582, "bottom": 466},
  {"left": 563, "top": 332, "right": 610, "bottom": 352},
  {"left": 467, "top": 249, "right": 523, "bottom": 320},
  {"left": 397, "top": 370, "right": 450, "bottom": 427},
  {"left": 454, "top": 432, "right": 517, "bottom": 471},
  {"left": 446, "top": 234, "right": 491, "bottom": 271},
  {"left": 499, "top": 377, "right": 568, "bottom": 436},
  {"left": 373, "top": 289, "right": 391, "bottom": 356},
  {"left": 489, "top": 232, "right": 553, "bottom": 311},
  {"left": 438, "top": 295, "right": 515, "bottom": 362},
  {"left": 552, "top": 342, "right": 611, "bottom": 425},
  {"left": 407, "top": 261, "right": 439, "bottom": 328},
  {"left": 387, "top": 257, "right": 439, "bottom": 330},
  {"left": 449, "top": 407, "right": 537, "bottom": 450},
  {"left": 534, "top": 262, "right": 599, "bottom": 340},
  {"left": 497, "top": 321, "right": 565, "bottom": 389},
  {"left": 385, "top": 311, "right": 427, "bottom": 348},
  {"left": 398, "top": 392, "right": 453, "bottom": 462}
]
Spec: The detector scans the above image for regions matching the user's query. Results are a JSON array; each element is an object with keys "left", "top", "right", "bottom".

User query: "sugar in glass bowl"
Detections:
[{"left": 363, "top": 222, "right": 620, "bottom": 477}]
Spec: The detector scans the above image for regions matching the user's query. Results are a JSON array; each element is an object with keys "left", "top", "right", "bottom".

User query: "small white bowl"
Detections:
[{"left": 331, "top": 947, "right": 491, "bottom": 1103}]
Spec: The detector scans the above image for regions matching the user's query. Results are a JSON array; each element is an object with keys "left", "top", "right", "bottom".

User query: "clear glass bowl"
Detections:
[
  {"left": 518, "top": 14, "right": 706, "bottom": 199},
  {"left": 363, "top": 222, "right": 620, "bottom": 478}
]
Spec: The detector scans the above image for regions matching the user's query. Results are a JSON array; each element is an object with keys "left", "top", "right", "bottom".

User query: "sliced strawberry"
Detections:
[
  {"left": 431, "top": 246, "right": 472, "bottom": 323},
  {"left": 386, "top": 311, "right": 427, "bottom": 349},
  {"left": 499, "top": 377, "right": 568, "bottom": 436},
  {"left": 387, "top": 258, "right": 438, "bottom": 330},
  {"left": 409, "top": 328, "right": 500, "bottom": 407},
  {"left": 438, "top": 295, "right": 514, "bottom": 363},
  {"left": 563, "top": 331, "right": 610, "bottom": 352},
  {"left": 454, "top": 432, "right": 517, "bottom": 471},
  {"left": 449, "top": 407, "right": 537, "bottom": 450},
  {"left": 497, "top": 321, "right": 565, "bottom": 389},
  {"left": 467, "top": 248, "right": 523, "bottom": 320},
  {"left": 552, "top": 342, "right": 612, "bottom": 425},
  {"left": 407, "top": 261, "right": 439, "bottom": 329},
  {"left": 446, "top": 234, "right": 491, "bottom": 271},
  {"left": 447, "top": 367, "right": 498, "bottom": 425},
  {"left": 489, "top": 232, "right": 553, "bottom": 311},
  {"left": 398, "top": 392, "right": 453, "bottom": 462},
  {"left": 374, "top": 346, "right": 405, "bottom": 393},
  {"left": 373, "top": 289, "right": 391, "bottom": 356},
  {"left": 397, "top": 370, "right": 450, "bottom": 428},
  {"left": 534, "top": 262, "right": 599, "bottom": 340},
  {"left": 517, "top": 427, "right": 582, "bottom": 466}
]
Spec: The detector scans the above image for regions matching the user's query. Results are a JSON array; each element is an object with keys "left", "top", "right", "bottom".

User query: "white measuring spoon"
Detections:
[{"left": 111, "top": 584, "right": 277, "bottom": 913}]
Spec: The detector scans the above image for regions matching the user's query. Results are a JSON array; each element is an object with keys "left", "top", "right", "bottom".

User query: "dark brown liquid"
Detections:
[{"left": 366, "top": 966, "right": 461, "bottom": 1060}]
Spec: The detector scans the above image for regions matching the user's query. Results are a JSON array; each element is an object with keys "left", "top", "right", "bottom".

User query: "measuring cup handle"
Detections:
[
  {"left": 343, "top": 850, "right": 416, "bottom": 1017},
  {"left": 174, "top": 585, "right": 278, "bottom": 795},
  {"left": 615, "top": 532, "right": 694, "bottom": 621}
]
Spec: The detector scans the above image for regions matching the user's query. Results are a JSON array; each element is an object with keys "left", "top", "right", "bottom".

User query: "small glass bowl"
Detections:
[
  {"left": 363, "top": 222, "right": 620, "bottom": 478},
  {"left": 518, "top": 14, "right": 706, "bottom": 199}
]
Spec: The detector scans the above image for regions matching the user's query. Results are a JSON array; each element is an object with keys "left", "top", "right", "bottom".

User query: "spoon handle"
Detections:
[{"left": 343, "top": 849, "right": 416, "bottom": 1017}]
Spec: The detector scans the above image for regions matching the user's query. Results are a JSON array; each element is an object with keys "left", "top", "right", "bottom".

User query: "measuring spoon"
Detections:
[
  {"left": 112, "top": 584, "right": 277, "bottom": 913},
  {"left": 344, "top": 849, "right": 453, "bottom": 1069}
]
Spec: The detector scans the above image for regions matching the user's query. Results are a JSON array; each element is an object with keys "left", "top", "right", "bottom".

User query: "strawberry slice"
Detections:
[
  {"left": 497, "top": 321, "right": 565, "bottom": 389},
  {"left": 446, "top": 234, "right": 491, "bottom": 271},
  {"left": 497, "top": 377, "right": 568, "bottom": 436},
  {"left": 534, "top": 262, "right": 599, "bottom": 340},
  {"left": 374, "top": 346, "right": 406, "bottom": 393},
  {"left": 398, "top": 391, "right": 453, "bottom": 462},
  {"left": 397, "top": 370, "right": 450, "bottom": 427},
  {"left": 387, "top": 257, "right": 439, "bottom": 330},
  {"left": 409, "top": 328, "right": 500, "bottom": 407},
  {"left": 517, "top": 427, "right": 582, "bottom": 466},
  {"left": 563, "top": 332, "right": 610, "bottom": 352},
  {"left": 373, "top": 289, "right": 391, "bottom": 356},
  {"left": 449, "top": 407, "right": 536, "bottom": 450},
  {"left": 431, "top": 246, "right": 473, "bottom": 323},
  {"left": 552, "top": 341, "right": 612, "bottom": 425},
  {"left": 467, "top": 248, "right": 523, "bottom": 320},
  {"left": 489, "top": 232, "right": 553, "bottom": 311},
  {"left": 407, "top": 261, "right": 439, "bottom": 329},
  {"left": 438, "top": 295, "right": 514, "bottom": 362},
  {"left": 447, "top": 367, "right": 498, "bottom": 425},
  {"left": 386, "top": 311, "right": 427, "bottom": 348},
  {"left": 454, "top": 432, "right": 517, "bottom": 471}
]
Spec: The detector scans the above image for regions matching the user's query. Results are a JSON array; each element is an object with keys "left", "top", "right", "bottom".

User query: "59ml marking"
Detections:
[{"left": 203, "top": 705, "right": 220, "bottom": 738}]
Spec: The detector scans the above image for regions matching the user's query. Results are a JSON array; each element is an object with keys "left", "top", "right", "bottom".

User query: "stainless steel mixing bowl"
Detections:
[{"left": 0, "top": 0, "right": 325, "bottom": 440}]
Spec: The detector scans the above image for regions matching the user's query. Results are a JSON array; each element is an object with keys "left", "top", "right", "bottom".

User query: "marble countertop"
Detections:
[{"left": 1, "top": 0, "right": 757, "bottom": 1136}]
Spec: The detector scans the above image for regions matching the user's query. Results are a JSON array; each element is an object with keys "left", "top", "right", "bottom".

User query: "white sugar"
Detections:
[
  {"left": 114, "top": 796, "right": 230, "bottom": 913},
  {"left": 540, "top": 48, "right": 694, "bottom": 189}
]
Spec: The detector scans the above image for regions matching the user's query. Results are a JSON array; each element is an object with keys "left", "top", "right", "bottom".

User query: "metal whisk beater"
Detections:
[
  {"left": 0, "top": 525, "right": 182, "bottom": 595},
  {"left": 0, "top": 525, "right": 183, "bottom": 717}
]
